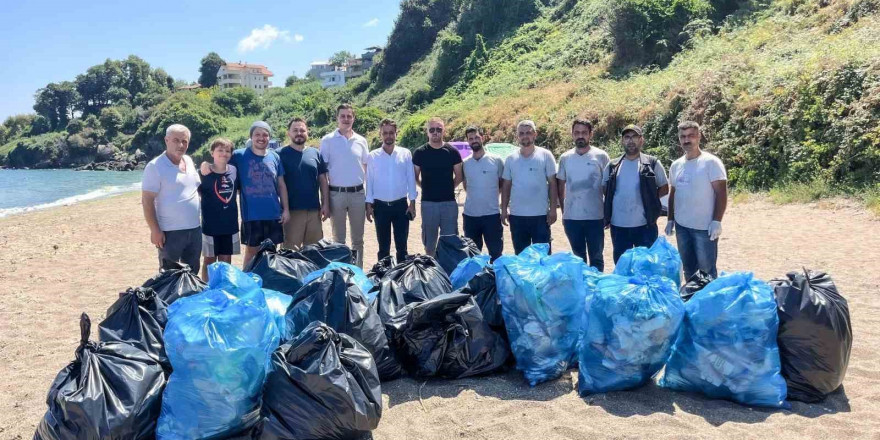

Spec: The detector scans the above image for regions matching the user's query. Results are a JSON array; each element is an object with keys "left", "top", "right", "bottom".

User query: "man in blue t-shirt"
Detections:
[
  {"left": 203, "top": 121, "right": 289, "bottom": 268},
  {"left": 278, "top": 117, "right": 330, "bottom": 249}
]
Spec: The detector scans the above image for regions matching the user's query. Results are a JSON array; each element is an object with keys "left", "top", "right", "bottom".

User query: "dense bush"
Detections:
[
  {"left": 212, "top": 87, "right": 262, "bottom": 117},
  {"left": 132, "top": 92, "right": 225, "bottom": 156},
  {"left": 610, "top": 0, "right": 713, "bottom": 68}
]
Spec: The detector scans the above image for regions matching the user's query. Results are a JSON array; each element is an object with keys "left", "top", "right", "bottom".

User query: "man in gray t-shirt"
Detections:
[
  {"left": 501, "top": 120, "right": 558, "bottom": 255},
  {"left": 602, "top": 124, "right": 669, "bottom": 264},
  {"left": 557, "top": 119, "right": 610, "bottom": 271},
  {"left": 462, "top": 126, "right": 504, "bottom": 260},
  {"left": 142, "top": 124, "right": 203, "bottom": 270}
]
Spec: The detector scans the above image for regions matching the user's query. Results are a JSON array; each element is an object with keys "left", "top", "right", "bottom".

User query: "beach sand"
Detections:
[{"left": 1, "top": 192, "right": 878, "bottom": 439}]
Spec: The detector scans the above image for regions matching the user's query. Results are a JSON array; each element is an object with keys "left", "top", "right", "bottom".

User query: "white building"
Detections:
[
  {"left": 320, "top": 70, "right": 346, "bottom": 88},
  {"left": 216, "top": 62, "right": 274, "bottom": 95},
  {"left": 307, "top": 61, "right": 334, "bottom": 79}
]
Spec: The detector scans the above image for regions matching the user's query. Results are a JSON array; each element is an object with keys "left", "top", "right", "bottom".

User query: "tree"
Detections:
[
  {"left": 212, "top": 87, "right": 262, "bottom": 117},
  {"left": 329, "top": 51, "right": 354, "bottom": 68},
  {"left": 66, "top": 118, "right": 85, "bottom": 135},
  {"left": 75, "top": 59, "right": 123, "bottom": 115},
  {"left": 285, "top": 71, "right": 299, "bottom": 87},
  {"left": 33, "top": 81, "right": 78, "bottom": 129},
  {"left": 198, "top": 52, "right": 226, "bottom": 87},
  {"left": 133, "top": 92, "right": 225, "bottom": 155},
  {"left": 120, "top": 55, "right": 152, "bottom": 99},
  {"left": 100, "top": 107, "right": 124, "bottom": 138},
  {"left": 30, "top": 115, "right": 51, "bottom": 135},
  {"left": 151, "top": 68, "right": 174, "bottom": 90},
  {"left": 3, "top": 114, "right": 36, "bottom": 139}
]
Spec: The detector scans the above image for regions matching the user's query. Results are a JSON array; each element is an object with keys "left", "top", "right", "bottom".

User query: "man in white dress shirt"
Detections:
[
  {"left": 320, "top": 103, "right": 370, "bottom": 267},
  {"left": 366, "top": 119, "right": 418, "bottom": 263}
]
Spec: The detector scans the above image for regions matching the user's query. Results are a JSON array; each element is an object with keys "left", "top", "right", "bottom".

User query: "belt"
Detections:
[
  {"left": 373, "top": 197, "right": 407, "bottom": 207},
  {"left": 329, "top": 184, "right": 364, "bottom": 193}
]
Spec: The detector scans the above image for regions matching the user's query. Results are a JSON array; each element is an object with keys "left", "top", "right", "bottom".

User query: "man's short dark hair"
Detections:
[
  {"left": 287, "top": 117, "right": 308, "bottom": 129},
  {"left": 678, "top": 120, "right": 701, "bottom": 132},
  {"left": 572, "top": 119, "right": 593, "bottom": 132},
  {"left": 336, "top": 103, "right": 354, "bottom": 116},
  {"left": 465, "top": 125, "right": 483, "bottom": 136},
  {"left": 379, "top": 118, "right": 397, "bottom": 130}
]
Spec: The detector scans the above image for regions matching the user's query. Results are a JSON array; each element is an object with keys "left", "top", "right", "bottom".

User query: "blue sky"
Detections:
[{"left": 0, "top": 0, "right": 401, "bottom": 121}]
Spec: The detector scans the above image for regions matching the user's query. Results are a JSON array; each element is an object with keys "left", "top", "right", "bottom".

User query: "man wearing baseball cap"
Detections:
[
  {"left": 602, "top": 124, "right": 669, "bottom": 263},
  {"left": 204, "top": 120, "right": 290, "bottom": 268}
]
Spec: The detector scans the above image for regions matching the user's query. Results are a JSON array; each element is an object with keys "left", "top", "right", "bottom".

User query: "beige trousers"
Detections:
[{"left": 329, "top": 190, "right": 366, "bottom": 267}]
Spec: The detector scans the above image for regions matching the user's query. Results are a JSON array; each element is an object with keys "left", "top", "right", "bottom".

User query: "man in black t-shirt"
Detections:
[
  {"left": 197, "top": 138, "right": 240, "bottom": 281},
  {"left": 412, "top": 117, "right": 463, "bottom": 256},
  {"left": 278, "top": 117, "right": 330, "bottom": 249}
]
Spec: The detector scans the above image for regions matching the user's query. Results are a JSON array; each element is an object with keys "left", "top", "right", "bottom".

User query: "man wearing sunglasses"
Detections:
[{"left": 412, "top": 117, "right": 463, "bottom": 256}]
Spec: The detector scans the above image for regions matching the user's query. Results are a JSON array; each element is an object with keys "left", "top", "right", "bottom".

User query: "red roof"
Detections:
[{"left": 224, "top": 62, "right": 274, "bottom": 76}]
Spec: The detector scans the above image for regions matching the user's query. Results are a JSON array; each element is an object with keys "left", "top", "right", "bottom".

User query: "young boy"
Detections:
[{"left": 198, "top": 138, "right": 240, "bottom": 281}]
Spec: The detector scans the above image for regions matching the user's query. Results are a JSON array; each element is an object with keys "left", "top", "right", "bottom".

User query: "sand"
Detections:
[{"left": 1, "top": 192, "right": 878, "bottom": 439}]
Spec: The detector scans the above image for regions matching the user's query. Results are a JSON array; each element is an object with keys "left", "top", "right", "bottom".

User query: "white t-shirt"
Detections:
[
  {"left": 556, "top": 147, "right": 610, "bottom": 220},
  {"left": 502, "top": 146, "right": 557, "bottom": 217},
  {"left": 141, "top": 153, "right": 201, "bottom": 231},
  {"left": 319, "top": 129, "right": 369, "bottom": 187},
  {"left": 669, "top": 151, "right": 727, "bottom": 230},
  {"left": 603, "top": 156, "right": 668, "bottom": 227},
  {"left": 463, "top": 153, "right": 504, "bottom": 217}
]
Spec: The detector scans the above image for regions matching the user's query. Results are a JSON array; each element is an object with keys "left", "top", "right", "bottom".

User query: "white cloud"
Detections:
[
  {"left": 363, "top": 18, "right": 379, "bottom": 28},
  {"left": 237, "top": 25, "right": 301, "bottom": 53}
]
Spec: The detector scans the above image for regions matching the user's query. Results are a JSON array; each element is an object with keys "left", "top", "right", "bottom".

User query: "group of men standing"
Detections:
[{"left": 142, "top": 103, "right": 728, "bottom": 283}]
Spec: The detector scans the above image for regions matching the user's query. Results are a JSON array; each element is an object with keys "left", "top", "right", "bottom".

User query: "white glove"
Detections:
[
  {"left": 665, "top": 221, "right": 675, "bottom": 236},
  {"left": 708, "top": 221, "right": 722, "bottom": 241}
]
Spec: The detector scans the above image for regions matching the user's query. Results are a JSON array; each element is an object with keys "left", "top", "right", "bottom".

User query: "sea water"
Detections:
[{"left": 0, "top": 169, "right": 143, "bottom": 218}]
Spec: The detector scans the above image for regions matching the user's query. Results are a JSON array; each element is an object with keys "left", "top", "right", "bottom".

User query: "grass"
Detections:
[{"left": 768, "top": 180, "right": 835, "bottom": 204}]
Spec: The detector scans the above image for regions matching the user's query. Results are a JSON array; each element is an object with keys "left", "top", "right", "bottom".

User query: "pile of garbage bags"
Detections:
[
  {"left": 141, "top": 261, "right": 207, "bottom": 304},
  {"left": 386, "top": 292, "right": 509, "bottom": 378},
  {"left": 367, "top": 256, "right": 396, "bottom": 284},
  {"left": 98, "top": 287, "right": 170, "bottom": 370},
  {"left": 457, "top": 266, "right": 505, "bottom": 331},
  {"left": 770, "top": 269, "right": 852, "bottom": 402},
  {"left": 660, "top": 272, "right": 788, "bottom": 408},
  {"left": 495, "top": 244, "right": 587, "bottom": 386},
  {"left": 259, "top": 322, "right": 382, "bottom": 440},
  {"left": 245, "top": 239, "right": 320, "bottom": 294},
  {"left": 299, "top": 238, "right": 355, "bottom": 268},
  {"left": 157, "top": 263, "right": 287, "bottom": 439},
  {"left": 578, "top": 275, "right": 684, "bottom": 394},
  {"left": 449, "top": 254, "right": 492, "bottom": 290},
  {"left": 371, "top": 255, "right": 453, "bottom": 323},
  {"left": 286, "top": 265, "right": 401, "bottom": 380},
  {"left": 35, "top": 314, "right": 165, "bottom": 440},
  {"left": 436, "top": 235, "right": 480, "bottom": 276},
  {"left": 614, "top": 236, "right": 682, "bottom": 287}
]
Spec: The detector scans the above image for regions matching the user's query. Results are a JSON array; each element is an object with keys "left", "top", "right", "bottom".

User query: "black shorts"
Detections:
[{"left": 241, "top": 220, "right": 284, "bottom": 247}]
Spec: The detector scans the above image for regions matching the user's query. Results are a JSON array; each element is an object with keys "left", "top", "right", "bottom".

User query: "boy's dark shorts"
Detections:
[{"left": 241, "top": 220, "right": 284, "bottom": 247}]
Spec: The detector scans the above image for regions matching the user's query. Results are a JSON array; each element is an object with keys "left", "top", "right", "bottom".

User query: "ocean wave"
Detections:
[{"left": 0, "top": 182, "right": 141, "bottom": 219}]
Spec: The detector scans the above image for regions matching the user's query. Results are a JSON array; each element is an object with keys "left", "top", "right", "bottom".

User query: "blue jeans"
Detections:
[
  {"left": 463, "top": 214, "right": 504, "bottom": 261},
  {"left": 675, "top": 222, "right": 718, "bottom": 280},
  {"left": 509, "top": 215, "right": 551, "bottom": 255},
  {"left": 563, "top": 219, "right": 605, "bottom": 272},
  {"left": 610, "top": 224, "right": 659, "bottom": 263}
]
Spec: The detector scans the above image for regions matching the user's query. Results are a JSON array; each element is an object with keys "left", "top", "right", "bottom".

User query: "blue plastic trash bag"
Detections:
[
  {"left": 264, "top": 288, "right": 294, "bottom": 341},
  {"left": 303, "top": 262, "right": 376, "bottom": 301},
  {"left": 450, "top": 255, "right": 492, "bottom": 290},
  {"left": 614, "top": 236, "right": 682, "bottom": 287},
  {"left": 495, "top": 244, "right": 587, "bottom": 386},
  {"left": 659, "top": 272, "right": 788, "bottom": 408},
  {"left": 157, "top": 262, "right": 283, "bottom": 440},
  {"left": 578, "top": 275, "right": 684, "bottom": 394}
]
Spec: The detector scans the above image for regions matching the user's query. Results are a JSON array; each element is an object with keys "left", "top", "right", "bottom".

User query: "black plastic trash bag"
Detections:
[
  {"left": 99, "top": 287, "right": 170, "bottom": 370},
  {"left": 259, "top": 322, "right": 382, "bottom": 440},
  {"left": 371, "top": 255, "right": 452, "bottom": 324},
  {"left": 680, "top": 270, "right": 715, "bottom": 303},
  {"left": 245, "top": 239, "right": 320, "bottom": 295},
  {"left": 141, "top": 261, "right": 207, "bottom": 305},
  {"left": 388, "top": 292, "right": 509, "bottom": 378},
  {"left": 286, "top": 267, "right": 401, "bottom": 380},
  {"left": 457, "top": 266, "right": 504, "bottom": 331},
  {"left": 436, "top": 235, "right": 480, "bottom": 276},
  {"left": 770, "top": 269, "right": 853, "bottom": 402},
  {"left": 35, "top": 314, "right": 165, "bottom": 440},
  {"left": 367, "top": 256, "right": 397, "bottom": 284},
  {"left": 299, "top": 239, "right": 354, "bottom": 268}
]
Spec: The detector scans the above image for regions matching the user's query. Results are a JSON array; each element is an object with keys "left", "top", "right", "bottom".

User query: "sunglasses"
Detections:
[{"left": 428, "top": 127, "right": 443, "bottom": 134}]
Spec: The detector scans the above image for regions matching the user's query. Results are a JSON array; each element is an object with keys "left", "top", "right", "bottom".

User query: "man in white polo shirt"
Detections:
[
  {"left": 501, "top": 120, "right": 559, "bottom": 255},
  {"left": 462, "top": 125, "right": 504, "bottom": 260},
  {"left": 557, "top": 119, "right": 610, "bottom": 271},
  {"left": 666, "top": 120, "right": 728, "bottom": 280},
  {"left": 320, "top": 103, "right": 369, "bottom": 267},
  {"left": 141, "top": 124, "right": 202, "bottom": 270},
  {"left": 365, "top": 118, "right": 417, "bottom": 263}
]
